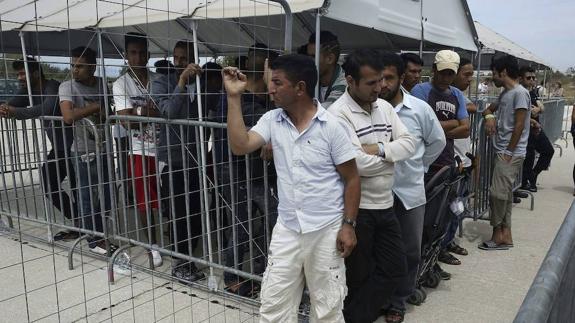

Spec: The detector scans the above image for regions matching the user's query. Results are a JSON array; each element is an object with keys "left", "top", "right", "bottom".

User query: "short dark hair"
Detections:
[
  {"left": 519, "top": 66, "right": 536, "bottom": 77},
  {"left": 342, "top": 48, "right": 384, "bottom": 81},
  {"left": 490, "top": 55, "right": 520, "bottom": 79},
  {"left": 308, "top": 30, "right": 341, "bottom": 61},
  {"left": 125, "top": 32, "right": 148, "bottom": 51},
  {"left": 174, "top": 40, "right": 194, "bottom": 58},
  {"left": 459, "top": 57, "right": 473, "bottom": 70},
  {"left": 400, "top": 53, "right": 424, "bottom": 67},
  {"left": 380, "top": 51, "right": 405, "bottom": 77},
  {"left": 12, "top": 57, "right": 44, "bottom": 78},
  {"left": 71, "top": 46, "right": 97, "bottom": 65},
  {"left": 248, "top": 43, "right": 280, "bottom": 61},
  {"left": 269, "top": 54, "right": 317, "bottom": 98},
  {"left": 202, "top": 61, "right": 223, "bottom": 78},
  {"left": 154, "top": 59, "right": 175, "bottom": 75}
]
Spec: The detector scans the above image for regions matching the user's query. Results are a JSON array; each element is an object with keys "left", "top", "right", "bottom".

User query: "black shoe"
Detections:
[
  {"left": 172, "top": 261, "right": 205, "bottom": 283},
  {"left": 520, "top": 183, "right": 531, "bottom": 190},
  {"left": 514, "top": 191, "right": 528, "bottom": 199},
  {"left": 53, "top": 230, "right": 81, "bottom": 241},
  {"left": 528, "top": 184, "right": 538, "bottom": 192},
  {"left": 434, "top": 264, "right": 451, "bottom": 280},
  {"left": 513, "top": 197, "right": 521, "bottom": 203}
]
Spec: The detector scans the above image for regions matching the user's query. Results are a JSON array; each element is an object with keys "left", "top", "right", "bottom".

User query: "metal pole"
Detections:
[
  {"left": 419, "top": 0, "right": 424, "bottom": 57},
  {"left": 270, "top": 0, "right": 293, "bottom": 53},
  {"left": 18, "top": 32, "right": 34, "bottom": 107},
  {"left": 474, "top": 46, "right": 482, "bottom": 101},
  {"left": 314, "top": 10, "right": 321, "bottom": 99},
  {"left": 190, "top": 20, "right": 217, "bottom": 291}
]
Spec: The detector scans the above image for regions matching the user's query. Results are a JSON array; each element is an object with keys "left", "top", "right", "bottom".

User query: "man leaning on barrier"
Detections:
[
  {"left": 480, "top": 55, "right": 531, "bottom": 251},
  {"left": 223, "top": 54, "right": 360, "bottom": 322},
  {"left": 152, "top": 40, "right": 205, "bottom": 283},
  {"left": 213, "top": 43, "right": 279, "bottom": 297},
  {"left": 0, "top": 57, "right": 79, "bottom": 241},
  {"left": 59, "top": 46, "right": 116, "bottom": 255}
]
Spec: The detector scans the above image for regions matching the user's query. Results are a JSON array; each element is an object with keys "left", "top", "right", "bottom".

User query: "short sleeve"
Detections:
[
  {"left": 410, "top": 83, "right": 428, "bottom": 102},
  {"left": 329, "top": 119, "right": 357, "bottom": 165},
  {"left": 249, "top": 109, "right": 274, "bottom": 143},
  {"left": 58, "top": 82, "right": 73, "bottom": 102},
  {"left": 514, "top": 90, "right": 531, "bottom": 111}
]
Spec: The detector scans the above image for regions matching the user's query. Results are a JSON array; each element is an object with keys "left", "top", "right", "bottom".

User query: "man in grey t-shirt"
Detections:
[
  {"left": 480, "top": 55, "right": 530, "bottom": 251},
  {"left": 59, "top": 46, "right": 115, "bottom": 255}
]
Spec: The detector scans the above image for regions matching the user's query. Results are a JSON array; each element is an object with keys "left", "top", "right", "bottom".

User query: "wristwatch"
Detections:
[{"left": 342, "top": 217, "right": 356, "bottom": 228}]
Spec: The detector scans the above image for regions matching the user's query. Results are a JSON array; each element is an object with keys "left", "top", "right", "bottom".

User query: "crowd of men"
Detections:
[{"left": 0, "top": 29, "right": 553, "bottom": 323}]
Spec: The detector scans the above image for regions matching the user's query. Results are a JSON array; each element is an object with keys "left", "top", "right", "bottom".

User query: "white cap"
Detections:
[{"left": 434, "top": 50, "right": 460, "bottom": 73}]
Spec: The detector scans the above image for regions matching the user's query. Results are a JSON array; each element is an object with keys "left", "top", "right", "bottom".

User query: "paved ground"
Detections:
[{"left": 2, "top": 133, "right": 574, "bottom": 322}]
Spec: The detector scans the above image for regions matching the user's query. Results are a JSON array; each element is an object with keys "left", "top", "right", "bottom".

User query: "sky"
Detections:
[{"left": 467, "top": 0, "right": 575, "bottom": 72}]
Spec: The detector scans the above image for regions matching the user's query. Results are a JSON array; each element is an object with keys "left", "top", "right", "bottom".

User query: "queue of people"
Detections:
[{"left": 0, "top": 28, "right": 547, "bottom": 323}]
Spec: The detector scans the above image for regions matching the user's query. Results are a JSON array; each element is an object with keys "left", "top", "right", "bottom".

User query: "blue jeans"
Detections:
[{"left": 73, "top": 152, "right": 111, "bottom": 245}]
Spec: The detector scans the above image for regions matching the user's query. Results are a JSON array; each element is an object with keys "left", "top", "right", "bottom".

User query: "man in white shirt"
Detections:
[
  {"left": 112, "top": 32, "right": 163, "bottom": 266},
  {"left": 223, "top": 54, "right": 360, "bottom": 322},
  {"left": 330, "top": 49, "right": 416, "bottom": 323}
]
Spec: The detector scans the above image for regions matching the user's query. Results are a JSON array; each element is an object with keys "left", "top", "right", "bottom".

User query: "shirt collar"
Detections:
[
  {"left": 276, "top": 99, "right": 328, "bottom": 122},
  {"left": 342, "top": 89, "right": 378, "bottom": 114}
]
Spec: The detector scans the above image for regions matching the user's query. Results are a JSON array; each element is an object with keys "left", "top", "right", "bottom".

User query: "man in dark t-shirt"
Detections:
[
  {"left": 0, "top": 57, "right": 78, "bottom": 241},
  {"left": 519, "top": 66, "right": 554, "bottom": 191},
  {"left": 411, "top": 50, "right": 470, "bottom": 179},
  {"left": 214, "top": 44, "right": 279, "bottom": 297}
]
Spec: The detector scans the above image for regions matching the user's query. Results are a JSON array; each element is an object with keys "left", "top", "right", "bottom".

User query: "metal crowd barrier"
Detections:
[
  {"left": 514, "top": 200, "right": 575, "bottom": 323},
  {"left": 539, "top": 99, "right": 567, "bottom": 156},
  {"left": 0, "top": 114, "right": 278, "bottom": 307}
]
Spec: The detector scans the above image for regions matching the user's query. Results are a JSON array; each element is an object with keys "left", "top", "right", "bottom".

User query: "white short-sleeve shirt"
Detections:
[
  {"left": 250, "top": 103, "right": 356, "bottom": 233},
  {"left": 112, "top": 72, "right": 161, "bottom": 156}
]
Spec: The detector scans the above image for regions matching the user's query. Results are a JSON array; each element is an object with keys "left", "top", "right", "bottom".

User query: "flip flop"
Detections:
[
  {"left": 478, "top": 240, "right": 509, "bottom": 250},
  {"left": 501, "top": 243, "right": 514, "bottom": 248}
]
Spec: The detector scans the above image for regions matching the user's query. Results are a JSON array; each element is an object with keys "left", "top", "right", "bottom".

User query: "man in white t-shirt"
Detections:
[{"left": 112, "top": 32, "right": 163, "bottom": 266}]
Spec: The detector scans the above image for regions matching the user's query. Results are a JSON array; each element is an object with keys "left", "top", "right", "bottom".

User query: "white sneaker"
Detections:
[
  {"left": 150, "top": 244, "right": 163, "bottom": 267},
  {"left": 89, "top": 244, "right": 107, "bottom": 255}
]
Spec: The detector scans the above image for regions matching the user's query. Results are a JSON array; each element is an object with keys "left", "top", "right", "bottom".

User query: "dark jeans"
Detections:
[
  {"left": 219, "top": 169, "right": 278, "bottom": 285},
  {"left": 160, "top": 164, "right": 202, "bottom": 257},
  {"left": 523, "top": 129, "right": 554, "bottom": 186},
  {"left": 73, "top": 152, "right": 112, "bottom": 246},
  {"left": 343, "top": 208, "right": 408, "bottom": 323},
  {"left": 389, "top": 199, "right": 425, "bottom": 311},
  {"left": 41, "top": 149, "right": 78, "bottom": 225}
]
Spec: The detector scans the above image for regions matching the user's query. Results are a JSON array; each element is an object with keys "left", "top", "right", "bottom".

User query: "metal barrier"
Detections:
[
  {"left": 539, "top": 99, "right": 567, "bottom": 156},
  {"left": 514, "top": 200, "right": 575, "bottom": 323}
]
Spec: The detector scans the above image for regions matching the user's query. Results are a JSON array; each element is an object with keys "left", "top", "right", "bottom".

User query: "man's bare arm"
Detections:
[
  {"left": 335, "top": 159, "right": 360, "bottom": 258},
  {"left": 446, "top": 118, "right": 470, "bottom": 139}
]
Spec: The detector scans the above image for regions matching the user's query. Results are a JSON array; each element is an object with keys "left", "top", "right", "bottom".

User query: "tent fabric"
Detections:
[{"left": 474, "top": 21, "right": 549, "bottom": 67}]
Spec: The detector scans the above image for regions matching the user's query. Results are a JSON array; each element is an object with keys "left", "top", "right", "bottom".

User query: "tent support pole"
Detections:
[
  {"left": 18, "top": 31, "right": 34, "bottom": 107},
  {"left": 314, "top": 10, "right": 321, "bottom": 99},
  {"left": 189, "top": 20, "right": 217, "bottom": 291},
  {"left": 419, "top": 0, "right": 424, "bottom": 57},
  {"left": 270, "top": 0, "right": 292, "bottom": 53},
  {"left": 474, "top": 46, "right": 482, "bottom": 100}
]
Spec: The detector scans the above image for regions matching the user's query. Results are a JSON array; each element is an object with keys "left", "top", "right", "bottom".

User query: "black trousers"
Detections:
[
  {"left": 523, "top": 129, "right": 554, "bottom": 185},
  {"left": 160, "top": 164, "right": 202, "bottom": 257},
  {"left": 343, "top": 208, "right": 408, "bottom": 323},
  {"left": 40, "top": 149, "right": 78, "bottom": 225}
]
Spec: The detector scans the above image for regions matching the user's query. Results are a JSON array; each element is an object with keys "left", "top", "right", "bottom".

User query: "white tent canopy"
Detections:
[
  {"left": 474, "top": 20, "right": 550, "bottom": 68},
  {"left": 0, "top": 0, "right": 478, "bottom": 58}
]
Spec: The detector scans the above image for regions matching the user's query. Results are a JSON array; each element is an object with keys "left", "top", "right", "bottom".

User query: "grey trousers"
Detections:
[{"left": 389, "top": 197, "right": 425, "bottom": 311}]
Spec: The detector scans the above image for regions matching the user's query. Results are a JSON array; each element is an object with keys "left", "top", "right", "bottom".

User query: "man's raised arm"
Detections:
[{"left": 222, "top": 67, "right": 265, "bottom": 155}]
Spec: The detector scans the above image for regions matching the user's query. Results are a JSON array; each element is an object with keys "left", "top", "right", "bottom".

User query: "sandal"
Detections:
[
  {"left": 438, "top": 251, "right": 461, "bottom": 265},
  {"left": 447, "top": 242, "right": 468, "bottom": 256},
  {"left": 478, "top": 240, "right": 509, "bottom": 251},
  {"left": 385, "top": 308, "right": 405, "bottom": 323}
]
